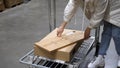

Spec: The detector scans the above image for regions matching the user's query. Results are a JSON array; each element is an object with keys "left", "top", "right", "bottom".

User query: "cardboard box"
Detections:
[
  {"left": 34, "top": 28, "right": 84, "bottom": 61},
  {"left": 4, "top": 0, "right": 23, "bottom": 8},
  {"left": 0, "top": 0, "right": 5, "bottom": 11},
  {"left": 34, "top": 41, "right": 82, "bottom": 62},
  {"left": 35, "top": 28, "right": 84, "bottom": 52}
]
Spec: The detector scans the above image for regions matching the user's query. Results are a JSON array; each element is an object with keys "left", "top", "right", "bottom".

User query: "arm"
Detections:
[
  {"left": 64, "top": 0, "right": 80, "bottom": 22},
  {"left": 84, "top": 0, "right": 109, "bottom": 39},
  {"left": 88, "top": 0, "right": 109, "bottom": 29},
  {"left": 57, "top": 0, "right": 80, "bottom": 37}
]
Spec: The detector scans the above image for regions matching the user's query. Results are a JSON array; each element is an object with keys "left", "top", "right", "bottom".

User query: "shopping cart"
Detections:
[{"left": 19, "top": 35, "right": 98, "bottom": 68}]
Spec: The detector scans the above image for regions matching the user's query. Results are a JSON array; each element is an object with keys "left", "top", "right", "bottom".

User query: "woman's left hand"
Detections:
[{"left": 84, "top": 27, "right": 91, "bottom": 40}]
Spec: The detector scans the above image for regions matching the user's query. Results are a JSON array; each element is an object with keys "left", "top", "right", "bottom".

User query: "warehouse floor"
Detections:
[{"left": 0, "top": 0, "right": 119, "bottom": 68}]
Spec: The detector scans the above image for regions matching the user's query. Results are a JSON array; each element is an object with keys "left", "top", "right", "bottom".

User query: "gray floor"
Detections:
[{"left": 0, "top": 0, "right": 119, "bottom": 68}]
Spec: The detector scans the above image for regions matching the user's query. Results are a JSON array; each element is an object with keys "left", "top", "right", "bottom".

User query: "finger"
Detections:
[
  {"left": 58, "top": 33, "right": 61, "bottom": 37},
  {"left": 84, "top": 36, "right": 90, "bottom": 40},
  {"left": 57, "top": 32, "right": 59, "bottom": 36},
  {"left": 57, "top": 32, "right": 61, "bottom": 37},
  {"left": 57, "top": 30, "right": 60, "bottom": 36}
]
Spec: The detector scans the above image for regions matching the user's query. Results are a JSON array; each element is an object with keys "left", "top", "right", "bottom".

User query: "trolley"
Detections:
[{"left": 19, "top": 36, "right": 98, "bottom": 68}]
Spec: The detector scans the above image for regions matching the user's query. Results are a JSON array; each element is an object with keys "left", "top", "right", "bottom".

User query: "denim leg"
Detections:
[
  {"left": 98, "top": 21, "right": 112, "bottom": 55},
  {"left": 112, "top": 25, "right": 120, "bottom": 56}
]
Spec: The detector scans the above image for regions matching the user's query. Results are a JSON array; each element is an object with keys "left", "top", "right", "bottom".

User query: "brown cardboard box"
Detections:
[
  {"left": 4, "top": 0, "right": 23, "bottom": 8},
  {"left": 34, "top": 28, "right": 84, "bottom": 61},
  {"left": 35, "top": 28, "right": 84, "bottom": 52},
  {"left": 0, "top": 0, "right": 5, "bottom": 11},
  {"left": 34, "top": 41, "right": 82, "bottom": 62}
]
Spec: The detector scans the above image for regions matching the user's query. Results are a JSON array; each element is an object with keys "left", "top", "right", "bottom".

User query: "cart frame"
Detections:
[{"left": 19, "top": 36, "right": 97, "bottom": 68}]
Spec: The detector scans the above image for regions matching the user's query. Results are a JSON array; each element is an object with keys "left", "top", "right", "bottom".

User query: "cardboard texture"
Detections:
[
  {"left": 4, "top": 0, "right": 23, "bottom": 8},
  {"left": 34, "top": 41, "right": 83, "bottom": 62},
  {"left": 35, "top": 28, "right": 84, "bottom": 52},
  {"left": 0, "top": 0, "right": 5, "bottom": 11},
  {"left": 34, "top": 28, "right": 84, "bottom": 61}
]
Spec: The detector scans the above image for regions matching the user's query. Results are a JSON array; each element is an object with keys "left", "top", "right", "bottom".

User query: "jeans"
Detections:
[{"left": 98, "top": 20, "right": 120, "bottom": 56}]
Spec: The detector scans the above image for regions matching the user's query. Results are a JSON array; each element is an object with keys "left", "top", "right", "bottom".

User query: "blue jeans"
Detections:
[{"left": 98, "top": 20, "right": 120, "bottom": 56}]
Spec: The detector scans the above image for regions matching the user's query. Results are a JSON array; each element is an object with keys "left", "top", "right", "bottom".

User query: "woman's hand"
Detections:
[
  {"left": 84, "top": 27, "right": 91, "bottom": 40},
  {"left": 57, "top": 27, "right": 64, "bottom": 37},
  {"left": 57, "top": 21, "right": 67, "bottom": 37}
]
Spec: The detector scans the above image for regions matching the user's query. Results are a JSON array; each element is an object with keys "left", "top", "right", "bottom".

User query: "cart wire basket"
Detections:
[{"left": 19, "top": 36, "right": 95, "bottom": 68}]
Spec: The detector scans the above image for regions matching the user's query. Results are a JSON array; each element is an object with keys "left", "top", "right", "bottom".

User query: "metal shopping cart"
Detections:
[{"left": 19, "top": 35, "right": 99, "bottom": 68}]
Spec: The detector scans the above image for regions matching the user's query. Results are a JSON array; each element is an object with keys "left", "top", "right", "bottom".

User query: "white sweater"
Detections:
[{"left": 64, "top": 0, "right": 120, "bottom": 28}]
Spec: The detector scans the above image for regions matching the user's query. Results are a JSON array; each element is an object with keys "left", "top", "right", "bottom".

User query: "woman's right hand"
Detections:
[
  {"left": 57, "top": 27, "right": 64, "bottom": 37},
  {"left": 57, "top": 21, "right": 67, "bottom": 37}
]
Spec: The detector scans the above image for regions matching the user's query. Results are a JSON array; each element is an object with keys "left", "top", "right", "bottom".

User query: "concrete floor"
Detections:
[
  {"left": 0, "top": 0, "right": 50, "bottom": 68},
  {"left": 0, "top": 0, "right": 119, "bottom": 68}
]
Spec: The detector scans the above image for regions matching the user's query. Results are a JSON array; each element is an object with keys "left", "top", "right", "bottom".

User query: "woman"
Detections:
[{"left": 57, "top": 0, "right": 120, "bottom": 68}]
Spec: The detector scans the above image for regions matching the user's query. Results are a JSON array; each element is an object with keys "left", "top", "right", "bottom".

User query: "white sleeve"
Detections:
[
  {"left": 89, "top": 0, "right": 109, "bottom": 29},
  {"left": 64, "top": 0, "right": 80, "bottom": 22}
]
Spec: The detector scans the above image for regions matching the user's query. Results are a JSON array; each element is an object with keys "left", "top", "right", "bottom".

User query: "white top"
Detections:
[{"left": 64, "top": 0, "right": 120, "bottom": 28}]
